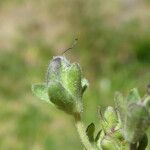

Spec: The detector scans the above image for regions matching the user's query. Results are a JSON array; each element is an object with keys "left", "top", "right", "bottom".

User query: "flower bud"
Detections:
[
  {"left": 101, "top": 106, "right": 118, "bottom": 133},
  {"left": 97, "top": 106, "right": 125, "bottom": 149},
  {"left": 32, "top": 56, "right": 88, "bottom": 115},
  {"left": 124, "top": 97, "right": 150, "bottom": 143},
  {"left": 101, "top": 136, "right": 119, "bottom": 150},
  {"left": 115, "top": 88, "right": 150, "bottom": 143}
]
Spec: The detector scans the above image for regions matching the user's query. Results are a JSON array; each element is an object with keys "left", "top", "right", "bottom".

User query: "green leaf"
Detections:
[
  {"left": 61, "top": 63, "right": 82, "bottom": 99},
  {"left": 86, "top": 123, "right": 95, "bottom": 143},
  {"left": 127, "top": 88, "right": 141, "bottom": 103},
  {"left": 48, "top": 81, "right": 82, "bottom": 114},
  {"left": 95, "top": 130, "right": 102, "bottom": 142},
  {"left": 46, "top": 56, "right": 64, "bottom": 85},
  {"left": 144, "top": 95, "right": 150, "bottom": 111},
  {"left": 81, "top": 78, "right": 89, "bottom": 94},
  {"left": 103, "top": 106, "right": 118, "bottom": 126},
  {"left": 32, "top": 84, "right": 51, "bottom": 104},
  {"left": 114, "top": 92, "right": 127, "bottom": 125}
]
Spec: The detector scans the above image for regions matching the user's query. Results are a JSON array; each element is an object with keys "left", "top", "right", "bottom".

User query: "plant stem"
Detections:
[
  {"left": 74, "top": 113, "right": 94, "bottom": 150},
  {"left": 137, "top": 134, "right": 148, "bottom": 150},
  {"left": 129, "top": 143, "right": 137, "bottom": 150}
]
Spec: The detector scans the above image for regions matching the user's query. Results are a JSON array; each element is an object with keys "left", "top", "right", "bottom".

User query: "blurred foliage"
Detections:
[{"left": 0, "top": 0, "right": 149, "bottom": 149}]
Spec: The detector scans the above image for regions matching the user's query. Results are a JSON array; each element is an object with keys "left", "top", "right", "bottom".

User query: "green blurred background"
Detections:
[{"left": 0, "top": 0, "right": 150, "bottom": 149}]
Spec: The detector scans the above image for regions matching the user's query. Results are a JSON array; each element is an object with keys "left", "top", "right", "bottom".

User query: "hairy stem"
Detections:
[
  {"left": 129, "top": 143, "right": 137, "bottom": 150},
  {"left": 137, "top": 134, "right": 148, "bottom": 150},
  {"left": 74, "top": 113, "right": 94, "bottom": 150}
]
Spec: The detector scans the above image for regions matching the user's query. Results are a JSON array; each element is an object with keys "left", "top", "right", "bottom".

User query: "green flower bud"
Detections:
[
  {"left": 124, "top": 102, "right": 149, "bottom": 143},
  {"left": 32, "top": 56, "right": 88, "bottom": 115},
  {"left": 101, "top": 136, "right": 119, "bottom": 150},
  {"left": 115, "top": 88, "right": 150, "bottom": 143},
  {"left": 97, "top": 106, "right": 125, "bottom": 149},
  {"left": 101, "top": 106, "right": 118, "bottom": 133},
  {"left": 97, "top": 129, "right": 126, "bottom": 150},
  {"left": 112, "top": 124, "right": 124, "bottom": 141}
]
